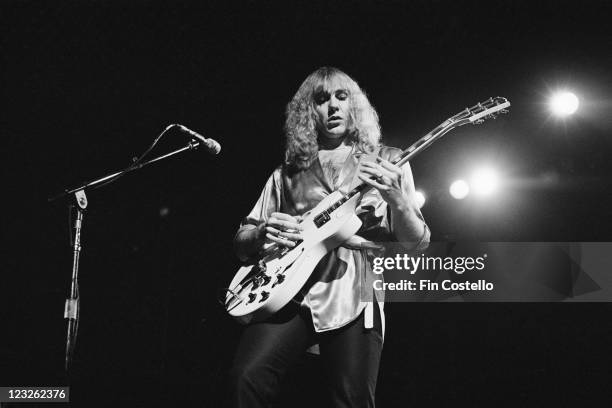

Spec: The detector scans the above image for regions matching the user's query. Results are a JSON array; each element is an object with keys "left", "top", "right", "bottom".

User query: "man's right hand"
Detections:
[{"left": 260, "top": 212, "right": 303, "bottom": 248}]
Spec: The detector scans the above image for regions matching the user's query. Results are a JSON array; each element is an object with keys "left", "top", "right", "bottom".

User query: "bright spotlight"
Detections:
[
  {"left": 471, "top": 167, "right": 499, "bottom": 196},
  {"left": 550, "top": 91, "right": 579, "bottom": 116},
  {"left": 449, "top": 180, "right": 469, "bottom": 200},
  {"left": 415, "top": 190, "right": 426, "bottom": 208}
]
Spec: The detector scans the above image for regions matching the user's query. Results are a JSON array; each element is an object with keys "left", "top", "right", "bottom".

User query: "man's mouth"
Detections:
[{"left": 328, "top": 115, "right": 342, "bottom": 122}]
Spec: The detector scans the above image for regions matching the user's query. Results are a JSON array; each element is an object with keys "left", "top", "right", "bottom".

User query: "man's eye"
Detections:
[
  {"left": 336, "top": 92, "right": 348, "bottom": 100},
  {"left": 315, "top": 94, "right": 329, "bottom": 104}
]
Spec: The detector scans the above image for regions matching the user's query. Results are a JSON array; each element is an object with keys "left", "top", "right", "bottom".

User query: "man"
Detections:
[{"left": 230, "top": 67, "right": 430, "bottom": 407}]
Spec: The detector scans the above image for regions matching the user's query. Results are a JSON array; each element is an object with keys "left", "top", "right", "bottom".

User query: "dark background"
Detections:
[{"left": 2, "top": 0, "right": 612, "bottom": 406}]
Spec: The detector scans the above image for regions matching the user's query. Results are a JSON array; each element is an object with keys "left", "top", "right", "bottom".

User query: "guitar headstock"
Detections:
[{"left": 450, "top": 97, "right": 511, "bottom": 125}]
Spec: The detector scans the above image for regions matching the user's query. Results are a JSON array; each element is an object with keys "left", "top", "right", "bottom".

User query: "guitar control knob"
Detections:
[
  {"left": 262, "top": 275, "right": 272, "bottom": 286},
  {"left": 247, "top": 293, "right": 257, "bottom": 303},
  {"left": 272, "top": 274, "right": 285, "bottom": 288},
  {"left": 259, "top": 291, "right": 270, "bottom": 302}
]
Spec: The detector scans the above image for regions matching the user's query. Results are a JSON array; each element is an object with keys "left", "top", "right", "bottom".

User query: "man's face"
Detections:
[{"left": 314, "top": 85, "right": 351, "bottom": 139}]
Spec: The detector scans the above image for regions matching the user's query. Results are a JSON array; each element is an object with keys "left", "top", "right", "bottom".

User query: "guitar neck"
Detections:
[
  {"left": 392, "top": 119, "right": 458, "bottom": 167},
  {"left": 348, "top": 119, "right": 460, "bottom": 198},
  {"left": 314, "top": 96, "right": 509, "bottom": 228}
]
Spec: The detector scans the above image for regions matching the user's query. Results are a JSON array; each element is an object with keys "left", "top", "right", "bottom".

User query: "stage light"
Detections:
[
  {"left": 471, "top": 167, "right": 499, "bottom": 196},
  {"left": 415, "top": 190, "right": 426, "bottom": 208},
  {"left": 550, "top": 91, "right": 579, "bottom": 116},
  {"left": 449, "top": 180, "right": 469, "bottom": 200}
]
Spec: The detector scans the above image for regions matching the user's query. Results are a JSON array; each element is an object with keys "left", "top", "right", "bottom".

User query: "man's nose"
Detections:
[{"left": 328, "top": 99, "right": 339, "bottom": 113}]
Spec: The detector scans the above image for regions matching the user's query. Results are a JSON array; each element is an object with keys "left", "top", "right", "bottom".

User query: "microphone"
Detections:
[{"left": 175, "top": 124, "right": 221, "bottom": 155}]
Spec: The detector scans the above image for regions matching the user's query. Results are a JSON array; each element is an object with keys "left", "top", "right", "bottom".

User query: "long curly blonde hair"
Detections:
[{"left": 284, "top": 67, "right": 381, "bottom": 170}]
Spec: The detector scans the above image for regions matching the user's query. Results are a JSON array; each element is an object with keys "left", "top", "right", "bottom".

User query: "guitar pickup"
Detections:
[{"left": 314, "top": 212, "right": 331, "bottom": 228}]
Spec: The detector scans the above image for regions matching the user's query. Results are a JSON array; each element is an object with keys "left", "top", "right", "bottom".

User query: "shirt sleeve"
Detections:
[
  {"left": 356, "top": 148, "right": 431, "bottom": 251},
  {"left": 390, "top": 161, "right": 431, "bottom": 251},
  {"left": 238, "top": 167, "right": 283, "bottom": 230},
  {"left": 411, "top": 208, "right": 431, "bottom": 252}
]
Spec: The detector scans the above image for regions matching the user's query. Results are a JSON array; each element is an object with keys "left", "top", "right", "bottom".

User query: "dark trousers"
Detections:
[{"left": 229, "top": 303, "right": 383, "bottom": 408}]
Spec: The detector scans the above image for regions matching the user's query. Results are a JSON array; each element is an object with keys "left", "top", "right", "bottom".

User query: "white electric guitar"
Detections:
[{"left": 225, "top": 97, "right": 510, "bottom": 323}]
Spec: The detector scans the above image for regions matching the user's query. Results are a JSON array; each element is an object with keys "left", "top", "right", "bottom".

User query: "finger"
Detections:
[
  {"left": 360, "top": 164, "right": 382, "bottom": 177},
  {"left": 266, "top": 226, "right": 282, "bottom": 235},
  {"left": 266, "top": 232, "right": 296, "bottom": 248},
  {"left": 271, "top": 212, "right": 300, "bottom": 222},
  {"left": 358, "top": 174, "right": 389, "bottom": 191},
  {"left": 266, "top": 226, "right": 301, "bottom": 241},
  {"left": 376, "top": 157, "right": 402, "bottom": 175},
  {"left": 360, "top": 161, "right": 383, "bottom": 172},
  {"left": 270, "top": 219, "right": 302, "bottom": 231},
  {"left": 361, "top": 162, "right": 394, "bottom": 179},
  {"left": 270, "top": 213, "right": 303, "bottom": 230},
  {"left": 376, "top": 157, "right": 401, "bottom": 170},
  {"left": 359, "top": 168, "right": 392, "bottom": 186},
  {"left": 278, "top": 231, "right": 302, "bottom": 241},
  {"left": 266, "top": 232, "right": 293, "bottom": 246},
  {"left": 262, "top": 241, "right": 277, "bottom": 251}
]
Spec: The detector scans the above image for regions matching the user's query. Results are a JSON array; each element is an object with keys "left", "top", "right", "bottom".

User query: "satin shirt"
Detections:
[{"left": 237, "top": 145, "right": 430, "bottom": 332}]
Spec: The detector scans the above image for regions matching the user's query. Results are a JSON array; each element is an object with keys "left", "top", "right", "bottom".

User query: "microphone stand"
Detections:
[{"left": 49, "top": 137, "right": 204, "bottom": 372}]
